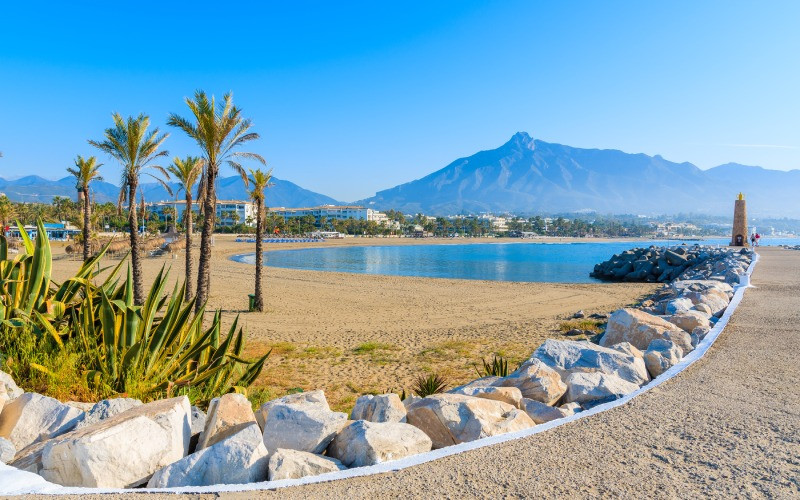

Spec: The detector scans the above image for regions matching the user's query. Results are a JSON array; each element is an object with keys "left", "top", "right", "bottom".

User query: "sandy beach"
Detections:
[{"left": 49, "top": 235, "right": 657, "bottom": 411}]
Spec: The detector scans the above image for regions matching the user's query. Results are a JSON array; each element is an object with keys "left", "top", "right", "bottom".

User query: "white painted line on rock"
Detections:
[{"left": 0, "top": 252, "right": 759, "bottom": 496}]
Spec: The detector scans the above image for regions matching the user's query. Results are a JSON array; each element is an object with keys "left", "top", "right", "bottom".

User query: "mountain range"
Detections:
[
  {"left": 0, "top": 175, "right": 340, "bottom": 208},
  {"left": 359, "top": 132, "right": 800, "bottom": 218},
  {"left": 3, "top": 132, "right": 799, "bottom": 217}
]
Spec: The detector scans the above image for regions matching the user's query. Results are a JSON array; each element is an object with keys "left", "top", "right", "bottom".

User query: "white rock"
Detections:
[
  {"left": 665, "top": 311, "right": 711, "bottom": 334},
  {"left": 255, "top": 390, "right": 329, "bottom": 430},
  {"left": 692, "top": 325, "right": 711, "bottom": 340},
  {"left": 76, "top": 398, "right": 142, "bottom": 429},
  {"left": 601, "top": 308, "right": 692, "bottom": 354},
  {"left": 405, "top": 393, "right": 535, "bottom": 449},
  {"left": 328, "top": 420, "right": 432, "bottom": 467},
  {"left": 520, "top": 398, "right": 570, "bottom": 424},
  {"left": 0, "top": 385, "right": 8, "bottom": 417},
  {"left": 190, "top": 406, "right": 206, "bottom": 436},
  {"left": 448, "top": 376, "right": 501, "bottom": 392},
  {"left": 0, "top": 436, "right": 15, "bottom": 463},
  {"left": 0, "top": 393, "right": 84, "bottom": 450},
  {"left": 449, "top": 386, "right": 523, "bottom": 409},
  {"left": 268, "top": 449, "right": 346, "bottom": 481},
  {"left": 560, "top": 402, "right": 582, "bottom": 413},
  {"left": 684, "top": 289, "right": 730, "bottom": 317},
  {"left": 609, "top": 342, "right": 644, "bottom": 360},
  {"left": 13, "top": 396, "right": 191, "bottom": 487},
  {"left": 563, "top": 372, "right": 640, "bottom": 405},
  {"left": 531, "top": 339, "right": 650, "bottom": 386},
  {"left": 147, "top": 422, "right": 268, "bottom": 488},
  {"left": 690, "top": 303, "right": 713, "bottom": 317},
  {"left": 644, "top": 339, "right": 684, "bottom": 378},
  {"left": 0, "top": 371, "right": 22, "bottom": 400},
  {"left": 263, "top": 403, "right": 347, "bottom": 454},
  {"left": 64, "top": 401, "right": 94, "bottom": 412},
  {"left": 350, "top": 394, "right": 407, "bottom": 423},
  {"left": 492, "top": 360, "right": 566, "bottom": 405},
  {"left": 664, "top": 297, "right": 693, "bottom": 315},
  {"left": 197, "top": 393, "right": 257, "bottom": 450}
]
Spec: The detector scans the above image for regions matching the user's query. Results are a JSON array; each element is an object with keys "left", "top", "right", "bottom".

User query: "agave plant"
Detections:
[
  {"left": 412, "top": 373, "right": 448, "bottom": 397},
  {"left": 1, "top": 220, "right": 269, "bottom": 403},
  {"left": 474, "top": 355, "right": 511, "bottom": 378}
]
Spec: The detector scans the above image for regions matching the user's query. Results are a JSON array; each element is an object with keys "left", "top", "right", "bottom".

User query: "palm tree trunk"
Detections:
[
  {"left": 184, "top": 193, "right": 193, "bottom": 302},
  {"left": 254, "top": 199, "right": 264, "bottom": 312},
  {"left": 128, "top": 182, "right": 144, "bottom": 305},
  {"left": 195, "top": 165, "right": 216, "bottom": 312},
  {"left": 82, "top": 187, "right": 90, "bottom": 262}
]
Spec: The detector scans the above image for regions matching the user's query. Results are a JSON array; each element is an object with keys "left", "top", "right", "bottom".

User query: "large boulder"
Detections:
[
  {"left": 531, "top": 339, "right": 649, "bottom": 386},
  {"left": 684, "top": 289, "right": 730, "bottom": 317},
  {"left": 147, "top": 422, "right": 268, "bottom": 488},
  {"left": 75, "top": 398, "right": 142, "bottom": 430},
  {"left": 328, "top": 420, "right": 432, "bottom": 467},
  {"left": 0, "top": 393, "right": 84, "bottom": 450},
  {"left": 0, "top": 385, "right": 8, "bottom": 417},
  {"left": 664, "top": 297, "right": 693, "bottom": 315},
  {"left": 601, "top": 308, "right": 693, "bottom": 354},
  {"left": 644, "top": 339, "right": 684, "bottom": 378},
  {"left": 563, "top": 372, "right": 640, "bottom": 405},
  {"left": 449, "top": 385, "right": 523, "bottom": 409},
  {"left": 448, "top": 376, "right": 501, "bottom": 392},
  {"left": 0, "top": 437, "right": 15, "bottom": 463},
  {"left": 255, "top": 390, "right": 329, "bottom": 430},
  {"left": 350, "top": 394, "right": 407, "bottom": 423},
  {"left": 268, "top": 449, "right": 346, "bottom": 481},
  {"left": 262, "top": 403, "right": 348, "bottom": 454},
  {"left": 197, "top": 393, "right": 257, "bottom": 450},
  {"left": 520, "top": 398, "right": 572, "bottom": 424},
  {"left": 405, "top": 394, "right": 534, "bottom": 449},
  {"left": 12, "top": 396, "right": 191, "bottom": 487},
  {"left": 0, "top": 371, "right": 22, "bottom": 400},
  {"left": 491, "top": 360, "right": 566, "bottom": 405},
  {"left": 665, "top": 311, "right": 711, "bottom": 334}
]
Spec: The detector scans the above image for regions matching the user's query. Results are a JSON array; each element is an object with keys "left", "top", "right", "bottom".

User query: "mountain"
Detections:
[
  {"left": 358, "top": 132, "right": 800, "bottom": 217},
  {"left": 0, "top": 175, "right": 341, "bottom": 208}
]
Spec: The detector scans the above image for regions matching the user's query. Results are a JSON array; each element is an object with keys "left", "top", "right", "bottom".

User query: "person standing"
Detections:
[
  {"left": 755, "top": 233, "right": 761, "bottom": 247},
  {"left": 750, "top": 233, "right": 756, "bottom": 246}
]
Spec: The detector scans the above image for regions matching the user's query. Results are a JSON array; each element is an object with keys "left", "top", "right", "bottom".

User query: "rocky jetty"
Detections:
[
  {"left": 0, "top": 246, "right": 754, "bottom": 492},
  {"left": 591, "top": 244, "right": 752, "bottom": 284}
]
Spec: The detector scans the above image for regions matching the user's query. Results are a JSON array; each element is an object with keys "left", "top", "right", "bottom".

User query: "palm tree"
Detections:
[
  {"left": 67, "top": 155, "right": 103, "bottom": 262},
  {"left": 89, "top": 113, "right": 170, "bottom": 305},
  {"left": 168, "top": 91, "right": 265, "bottom": 311},
  {"left": 0, "top": 194, "right": 14, "bottom": 233},
  {"left": 247, "top": 168, "right": 273, "bottom": 312},
  {"left": 166, "top": 156, "right": 203, "bottom": 302}
]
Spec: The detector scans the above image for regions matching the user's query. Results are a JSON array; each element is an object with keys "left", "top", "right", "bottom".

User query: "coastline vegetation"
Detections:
[{"left": 0, "top": 221, "right": 268, "bottom": 406}]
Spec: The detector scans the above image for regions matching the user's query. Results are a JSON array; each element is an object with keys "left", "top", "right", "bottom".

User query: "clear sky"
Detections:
[{"left": 1, "top": 1, "right": 798, "bottom": 201}]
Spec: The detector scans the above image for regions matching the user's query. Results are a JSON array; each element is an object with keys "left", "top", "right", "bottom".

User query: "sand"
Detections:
[{"left": 47, "top": 234, "right": 656, "bottom": 411}]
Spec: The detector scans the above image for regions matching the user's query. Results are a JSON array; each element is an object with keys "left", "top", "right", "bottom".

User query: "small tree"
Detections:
[
  {"left": 67, "top": 155, "right": 103, "bottom": 261},
  {"left": 247, "top": 168, "right": 273, "bottom": 312}
]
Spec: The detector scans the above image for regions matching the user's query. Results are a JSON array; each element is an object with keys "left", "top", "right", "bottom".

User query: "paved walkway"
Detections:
[{"left": 38, "top": 248, "right": 800, "bottom": 499}]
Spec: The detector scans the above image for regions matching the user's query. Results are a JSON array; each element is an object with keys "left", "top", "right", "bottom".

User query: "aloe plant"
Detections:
[
  {"left": 412, "top": 373, "right": 448, "bottom": 397},
  {"left": 473, "top": 355, "right": 511, "bottom": 378},
  {"left": 0, "top": 220, "right": 269, "bottom": 403}
]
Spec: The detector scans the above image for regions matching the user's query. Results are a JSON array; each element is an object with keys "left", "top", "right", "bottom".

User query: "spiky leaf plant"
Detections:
[{"left": 412, "top": 373, "right": 448, "bottom": 397}]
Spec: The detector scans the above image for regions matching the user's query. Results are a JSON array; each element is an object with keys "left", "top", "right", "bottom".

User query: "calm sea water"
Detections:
[{"left": 231, "top": 237, "right": 795, "bottom": 284}]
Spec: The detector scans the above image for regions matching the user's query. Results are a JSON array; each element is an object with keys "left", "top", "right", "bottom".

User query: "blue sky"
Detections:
[{"left": 1, "top": 1, "right": 798, "bottom": 201}]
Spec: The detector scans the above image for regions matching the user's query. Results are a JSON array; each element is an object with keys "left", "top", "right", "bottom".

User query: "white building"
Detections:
[
  {"left": 270, "top": 205, "right": 388, "bottom": 223},
  {"left": 147, "top": 200, "right": 258, "bottom": 227}
]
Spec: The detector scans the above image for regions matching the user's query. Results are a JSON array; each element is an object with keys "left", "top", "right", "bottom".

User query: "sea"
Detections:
[{"left": 231, "top": 237, "right": 797, "bottom": 284}]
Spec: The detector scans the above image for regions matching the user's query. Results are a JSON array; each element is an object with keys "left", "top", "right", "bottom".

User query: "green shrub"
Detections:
[
  {"left": 473, "top": 355, "right": 511, "bottom": 377},
  {"left": 0, "top": 220, "right": 269, "bottom": 405}
]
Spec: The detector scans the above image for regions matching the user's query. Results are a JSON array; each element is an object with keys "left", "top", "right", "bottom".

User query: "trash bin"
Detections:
[{"left": 248, "top": 294, "right": 256, "bottom": 312}]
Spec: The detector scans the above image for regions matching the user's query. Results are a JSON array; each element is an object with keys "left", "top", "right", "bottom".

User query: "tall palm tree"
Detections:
[
  {"left": 89, "top": 113, "right": 170, "bottom": 305},
  {"left": 166, "top": 156, "right": 203, "bottom": 302},
  {"left": 67, "top": 155, "right": 103, "bottom": 262},
  {"left": 247, "top": 168, "right": 273, "bottom": 312},
  {"left": 168, "top": 91, "right": 265, "bottom": 311}
]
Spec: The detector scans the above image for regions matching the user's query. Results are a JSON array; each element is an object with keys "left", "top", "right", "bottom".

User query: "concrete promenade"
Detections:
[{"left": 33, "top": 247, "right": 800, "bottom": 499}]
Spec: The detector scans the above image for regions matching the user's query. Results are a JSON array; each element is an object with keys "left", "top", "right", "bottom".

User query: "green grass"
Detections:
[
  {"left": 353, "top": 342, "right": 399, "bottom": 354},
  {"left": 558, "top": 319, "right": 605, "bottom": 334}
]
